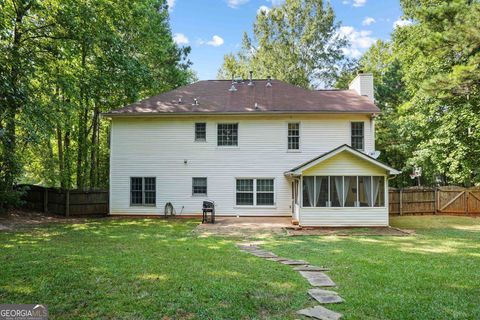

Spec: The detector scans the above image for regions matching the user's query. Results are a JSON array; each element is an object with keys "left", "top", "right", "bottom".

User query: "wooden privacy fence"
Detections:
[
  {"left": 20, "top": 185, "right": 108, "bottom": 216},
  {"left": 389, "top": 187, "right": 480, "bottom": 215}
]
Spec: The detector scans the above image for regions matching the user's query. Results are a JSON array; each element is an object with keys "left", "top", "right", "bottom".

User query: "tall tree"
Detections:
[
  {"left": 1, "top": 0, "right": 193, "bottom": 210},
  {"left": 394, "top": 0, "right": 480, "bottom": 185},
  {"left": 218, "top": 0, "right": 347, "bottom": 88}
]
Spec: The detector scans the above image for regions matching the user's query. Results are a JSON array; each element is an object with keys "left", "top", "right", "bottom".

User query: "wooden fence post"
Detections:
[
  {"left": 399, "top": 189, "right": 403, "bottom": 216},
  {"left": 65, "top": 190, "right": 70, "bottom": 217},
  {"left": 43, "top": 188, "right": 48, "bottom": 213},
  {"left": 434, "top": 188, "right": 437, "bottom": 215}
]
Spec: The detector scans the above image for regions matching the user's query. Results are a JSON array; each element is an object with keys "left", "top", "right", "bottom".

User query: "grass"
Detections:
[{"left": 0, "top": 215, "right": 479, "bottom": 319}]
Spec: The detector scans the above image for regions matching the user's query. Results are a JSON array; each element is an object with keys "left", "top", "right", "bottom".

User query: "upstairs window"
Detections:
[
  {"left": 195, "top": 123, "right": 206, "bottom": 141},
  {"left": 217, "top": 123, "right": 238, "bottom": 146},
  {"left": 192, "top": 177, "right": 207, "bottom": 196},
  {"left": 351, "top": 122, "right": 364, "bottom": 150},
  {"left": 288, "top": 123, "right": 300, "bottom": 150},
  {"left": 131, "top": 177, "right": 156, "bottom": 206}
]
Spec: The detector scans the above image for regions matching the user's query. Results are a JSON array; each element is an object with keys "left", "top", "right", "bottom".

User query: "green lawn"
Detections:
[{"left": 1, "top": 216, "right": 479, "bottom": 319}]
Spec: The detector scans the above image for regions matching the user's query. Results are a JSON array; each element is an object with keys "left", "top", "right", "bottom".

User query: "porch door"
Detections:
[{"left": 291, "top": 180, "right": 299, "bottom": 214}]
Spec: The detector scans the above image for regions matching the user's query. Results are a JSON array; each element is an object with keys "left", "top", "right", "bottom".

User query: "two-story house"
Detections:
[{"left": 104, "top": 73, "right": 399, "bottom": 226}]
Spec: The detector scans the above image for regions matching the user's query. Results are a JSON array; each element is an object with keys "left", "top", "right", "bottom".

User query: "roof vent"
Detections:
[
  {"left": 178, "top": 97, "right": 182, "bottom": 104},
  {"left": 248, "top": 71, "right": 254, "bottom": 86},
  {"left": 192, "top": 98, "right": 199, "bottom": 106},
  {"left": 266, "top": 75, "right": 272, "bottom": 87},
  {"left": 254, "top": 102, "right": 259, "bottom": 110},
  {"left": 229, "top": 74, "right": 237, "bottom": 92}
]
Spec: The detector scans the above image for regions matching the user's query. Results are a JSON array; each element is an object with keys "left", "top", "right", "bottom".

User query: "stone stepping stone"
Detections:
[
  {"left": 266, "top": 257, "right": 289, "bottom": 262},
  {"left": 249, "top": 251, "right": 278, "bottom": 258},
  {"left": 281, "top": 259, "right": 309, "bottom": 265},
  {"left": 299, "top": 271, "right": 336, "bottom": 287},
  {"left": 297, "top": 305, "right": 342, "bottom": 320},
  {"left": 294, "top": 265, "right": 329, "bottom": 272},
  {"left": 308, "top": 289, "right": 344, "bottom": 304},
  {"left": 236, "top": 244, "right": 259, "bottom": 251}
]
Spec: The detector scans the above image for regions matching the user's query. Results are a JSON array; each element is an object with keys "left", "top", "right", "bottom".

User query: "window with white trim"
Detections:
[
  {"left": 192, "top": 177, "right": 207, "bottom": 196},
  {"left": 131, "top": 177, "right": 156, "bottom": 206},
  {"left": 217, "top": 123, "right": 238, "bottom": 146},
  {"left": 287, "top": 123, "right": 300, "bottom": 150},
  {"left": 302, "top": 175, "right": 384, "bottom": 208},
  {"left": 236, "top": 178, "right": 275, "bottom": 206},
  {"left": 351, "top": 122, "right": 364, "bottom": 150},
  {"left": 195, "top": 123, "right": 206, "bottom": 141}
]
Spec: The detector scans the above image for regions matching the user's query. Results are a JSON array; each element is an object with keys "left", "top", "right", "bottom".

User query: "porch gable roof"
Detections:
[{"left": 284, "top": 144, "right": 401, "bottom": 176}]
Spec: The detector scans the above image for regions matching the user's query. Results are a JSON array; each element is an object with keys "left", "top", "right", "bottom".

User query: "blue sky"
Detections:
[{"left": 168, "top": 0, "right": 408, "bottom": 80}]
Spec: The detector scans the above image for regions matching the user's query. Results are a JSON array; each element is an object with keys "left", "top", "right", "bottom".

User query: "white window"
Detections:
[
  {"left": 302, "top": 175, "right": 384, "bottom": 208},
  {"left": 351, "top": 122, "right": 364, "bottom": 150},
  {"left": 192, "top": 177, "right": 207, "bottom": 196},
  {"left": 130, "top": 177, "right": 156, "bottom": 206},
  {"left": 287, "top": 123, "right": 300, "bottom": 150},
  {"left": 236, "top": 178, "right": 275, "bottom": 206},
  {"left": 195, "top": 123, "right": 206, "bottom": 141},
  {"left": 217, "top": 123, "right": 238, "bottom": 146}
]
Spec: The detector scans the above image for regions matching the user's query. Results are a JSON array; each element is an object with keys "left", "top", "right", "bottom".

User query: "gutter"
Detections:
[{"left": 101, "top": 110, "right": 381, "bottom": 118}]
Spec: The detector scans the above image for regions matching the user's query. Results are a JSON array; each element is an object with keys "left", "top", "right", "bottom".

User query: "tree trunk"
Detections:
[
  {"left": 64, "top": 130, "right": 72, "bottom": 189},
  {"left": 89, "top": 103, "right": 99, "bottom": 189},
  {"left": 57, "top": 125, "right": 65, "bottom": 189}
]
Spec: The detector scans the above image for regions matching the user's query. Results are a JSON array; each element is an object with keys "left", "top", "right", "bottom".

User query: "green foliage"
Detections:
[
  {"left": 217, "top": 0, "right": 347, "bottom": 88},
  {"left": 337, "top": 0, "right": 480, "bottom": 187},
  {"left": 0, "top": 0, "right": 193, "bottom": 208}
]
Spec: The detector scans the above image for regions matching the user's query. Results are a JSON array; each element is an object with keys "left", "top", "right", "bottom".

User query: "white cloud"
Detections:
[
  {"left": 267, "top": 0, "right": 285, "bottom": 6},
  {"left": 257, "top": 5, "right": 270, "bottom": 14},
  {"left": 207, "top": 35, "right": 224, "bottom": 46},
  {"left": 173, "top": 33, "right": 189, "bottom": 45},
  {"left": 353, "top": 0, "right": 366, "bottom": 7},
  {"left": 198, "top": 35, "right": 225, "bottom": 47},
  {"left": 362, "top": 17, "right": 376, "bottom": 26},
  {"left": 343, "top": 0, "right": 366, "bottom": 7},
  {"left": 167, "top": 0, "right": 175, "bottom": 12},
  {"left": 227, "top": 0, "right": 249, "bottom": 8},
  {"left": 393, "top": 19, "right": 413, "bottom": 28},
  {"left": 339, "top": 26, "right": 376, "bottom": 58}
]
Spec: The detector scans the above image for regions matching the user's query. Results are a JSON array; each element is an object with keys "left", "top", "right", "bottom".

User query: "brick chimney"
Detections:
[{"left": 349, "top": 72, "right": 374, "bottom": 102}]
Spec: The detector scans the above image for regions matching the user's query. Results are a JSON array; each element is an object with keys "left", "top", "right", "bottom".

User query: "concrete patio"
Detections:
[{"left": 194, "top": 216, "right": 293, "bottom": 237}]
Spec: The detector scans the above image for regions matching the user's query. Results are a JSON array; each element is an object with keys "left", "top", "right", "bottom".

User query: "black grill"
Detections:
[{"left": 202, "top": 200, "right": 215, "bottom": 224}]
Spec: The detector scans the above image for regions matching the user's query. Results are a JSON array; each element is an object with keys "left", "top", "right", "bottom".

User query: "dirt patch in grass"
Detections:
[
  {"left": 0, "top": 209, "right": 102, "bottom": 231},
  {"left": 286, "top": 226, "right": 414, "bottom": 236}
]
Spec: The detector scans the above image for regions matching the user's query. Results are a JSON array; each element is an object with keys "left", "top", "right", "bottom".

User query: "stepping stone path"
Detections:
[
  {"left": 297, "top": 306, "right": 343, "bottom": 320},
  {"left": 308, "top": 289, "right": 344, "bottom": 304},
  {"left": 294, "top": 265, "right": 329, "bottom": 272},
  {"left": 281, "top": 259, "right": 309, "bottom": 265},
  {"left": 298, "top": 271, "right": 336, "bottom": 287},
  {"left": 235, "top": 243, "right": 344, "bottom": 320}
]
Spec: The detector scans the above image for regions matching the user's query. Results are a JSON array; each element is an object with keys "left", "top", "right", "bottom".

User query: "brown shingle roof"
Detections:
[{"left": 104, "top": 79, "right": 379, "bottom": 116}]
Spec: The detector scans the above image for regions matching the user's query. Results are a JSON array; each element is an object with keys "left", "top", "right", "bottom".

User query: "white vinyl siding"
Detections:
[{"left": 109, "top": 114, "right": 375, "bottom": 216}]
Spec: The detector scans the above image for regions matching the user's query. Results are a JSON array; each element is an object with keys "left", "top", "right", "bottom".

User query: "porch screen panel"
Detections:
[
  {"left": 315, "top": 176, "right": 329, "bottom": 207},
  {"left": 344, "top": 176, "right": 357, "bottom": 207},
  {"left": 330, "top": 176, "right": 343, "bottom": 207},
  {"left": 358, "top": 176, "right": 372, "bottom": 207},
  {"left": 373, "top": 176, "right": 385, "bottom": 207},
  {"left": 302, "top": 177, "right": 315, "bottom": 207}
]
